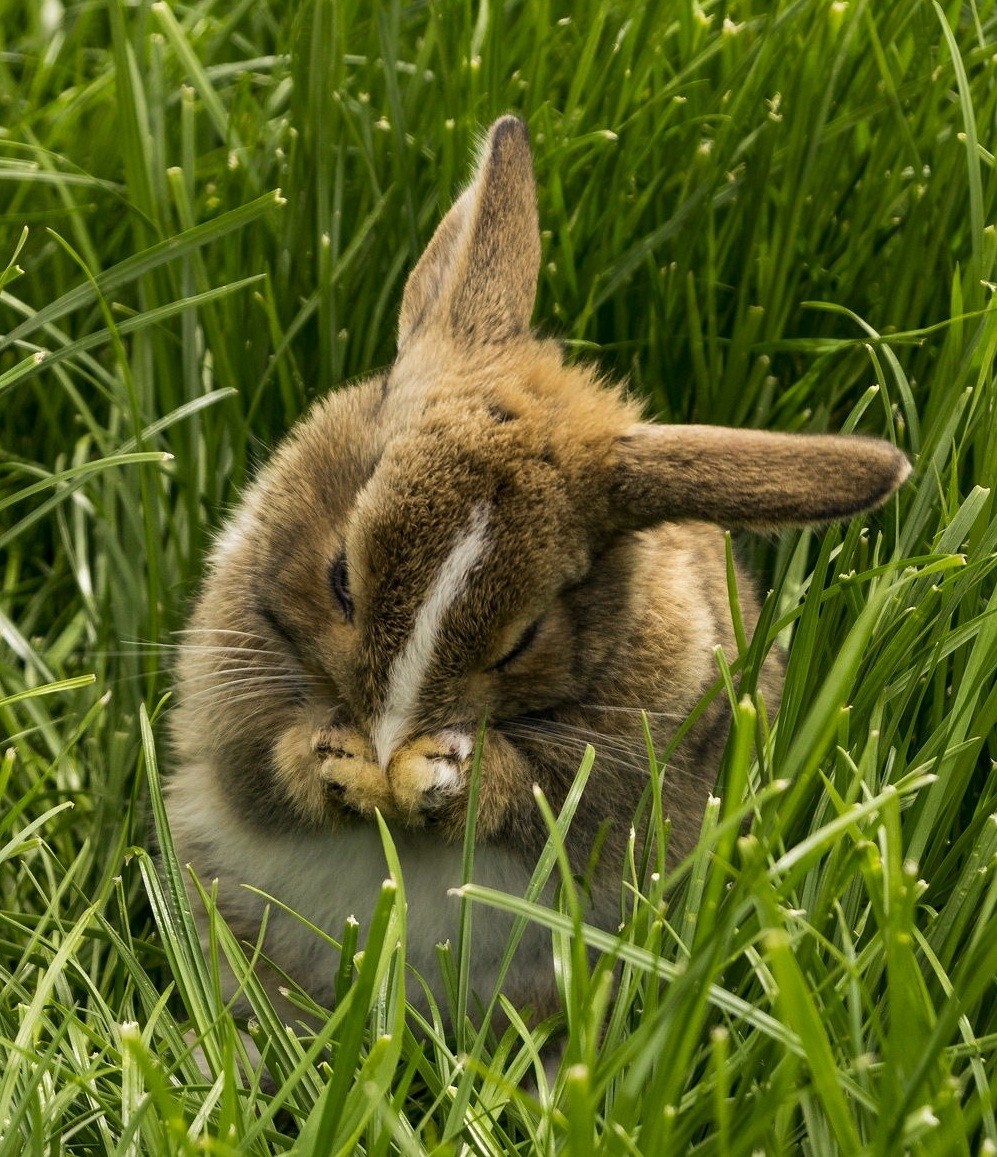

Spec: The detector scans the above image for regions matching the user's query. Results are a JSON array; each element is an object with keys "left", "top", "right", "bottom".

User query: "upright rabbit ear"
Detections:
[
  {"left": 398, "top": 116, "right": 541, "bottom": 350},
  {"left": 604, "top": 424, "right": 912, "bottom": 531}
]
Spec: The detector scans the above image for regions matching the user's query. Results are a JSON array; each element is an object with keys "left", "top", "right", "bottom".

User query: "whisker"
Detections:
[
  {"left": 176, "top": 684, "right": 317, "bottom": 712},
  {"left": 173, "top": 663, "right": 312, "bottom": 679},
  {"left": 500, "top": 724, "right": 648, "bottom": 775},
  {"left": 118, "top": 639, "right": 287, "bottom": 658},
  {"left": 172, "top": 679, "right": 327, "bottom": 701},
  {"left": 171, "top": 626, "right": 274, "bottom": 643},
  {"left": 106, "top": 655, "right": 305, "bottom": 674},
  {"left": 174, "top": 671, "right": 313, "bottom": 690},
  {"left": 517, "top": 717, "right": 643, "bottom": 743},
  {"left": 574, "top": 704, "right": 686, "bottom": 721},
  {"left": 505, "top": 717, "right": 651, "bottom": 759},
  {"left": 175, "top": 676, "right": 317, "bottom": 707},
  {"left": 106, "top": 667, "right": 327, "bottom": 691},
  {"left": 509, "top": 738, "right": 646, "bottom": 776}
]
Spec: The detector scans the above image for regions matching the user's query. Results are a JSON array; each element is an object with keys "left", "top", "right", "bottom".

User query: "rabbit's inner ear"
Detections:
[
  {"left": 397, "top": 116, "right": 541, "bottom": 350},
  {"left": 604, "top": 424, "right": 911, "bottom": 531}
]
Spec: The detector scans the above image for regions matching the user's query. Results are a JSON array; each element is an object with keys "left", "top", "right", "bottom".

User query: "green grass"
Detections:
[{"left": 1, "top": 0, "right": 996, "bottom": 1152}]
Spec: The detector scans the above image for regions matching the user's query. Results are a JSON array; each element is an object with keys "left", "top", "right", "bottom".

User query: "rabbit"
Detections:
[{"left": 166, "top": 116, "right": 911, "bottom": 1027}]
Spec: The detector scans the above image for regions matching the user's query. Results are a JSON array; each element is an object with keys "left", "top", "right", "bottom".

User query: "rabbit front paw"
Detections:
[
  {"left": 389, "top": 729, "right": 474, "bottom": 826},
  {"left": 313, "top": 726, "right": 394, "bottom": 817}
]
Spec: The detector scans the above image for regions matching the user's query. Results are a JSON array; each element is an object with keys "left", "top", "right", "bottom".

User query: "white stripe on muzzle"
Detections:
[{"left": 373, "top": 503, "right": 491, "bottom": 768}]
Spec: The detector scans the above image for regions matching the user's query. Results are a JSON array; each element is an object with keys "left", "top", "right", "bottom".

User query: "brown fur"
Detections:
[{"left": 167, "top": 117, "right": 911, "bottom": 1013}]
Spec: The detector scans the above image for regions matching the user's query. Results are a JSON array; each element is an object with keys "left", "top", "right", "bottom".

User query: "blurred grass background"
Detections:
[{"left": 0, "top": 0, "right": 995, "bottom": 1152}]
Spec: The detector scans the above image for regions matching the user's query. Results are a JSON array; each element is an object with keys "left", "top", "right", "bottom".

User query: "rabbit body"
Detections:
[{"left": 166, "top": 118, "right": 910, "bottom": 1022}]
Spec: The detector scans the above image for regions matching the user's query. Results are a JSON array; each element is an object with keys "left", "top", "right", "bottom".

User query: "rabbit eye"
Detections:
[
  {"left": 329, "top": 551, "right": 354, "bottom": 624},
  {"left": 492, "top": 618, "right": 541, "bottom": 671}
]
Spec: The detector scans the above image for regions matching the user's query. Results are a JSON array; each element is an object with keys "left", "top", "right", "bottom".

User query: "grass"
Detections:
[{"left": 1, "top": 0, "right": 996, "bottom": 1151}]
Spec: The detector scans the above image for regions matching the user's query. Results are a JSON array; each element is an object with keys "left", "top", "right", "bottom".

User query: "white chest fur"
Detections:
[{"left": 165, "top": 764, "right": 554, "bottom": 1020}]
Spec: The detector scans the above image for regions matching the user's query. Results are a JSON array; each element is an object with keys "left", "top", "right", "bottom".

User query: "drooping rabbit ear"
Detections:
[
  {"left": 397, "top": 116, "right": 541, "bottom": 349},
  {"left": 604, "top": 424, "right": 912, "bottom": 531}
]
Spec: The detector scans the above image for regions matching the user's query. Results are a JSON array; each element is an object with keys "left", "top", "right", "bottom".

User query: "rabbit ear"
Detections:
[
  {"left": 604, "top": 424, "right": 911, "bottom": 531},
  {"left": 398, "top": 116, "right": 541, "bottom": 349}
]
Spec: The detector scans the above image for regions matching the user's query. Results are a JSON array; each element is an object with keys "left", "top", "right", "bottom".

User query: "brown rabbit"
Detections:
[{"left": 166, "top": 117, "right": 910, "bottom": 1022}]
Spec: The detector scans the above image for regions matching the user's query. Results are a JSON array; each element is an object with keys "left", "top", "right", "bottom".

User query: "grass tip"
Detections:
[
  {"left": 763, "top": 927, "right": 791, "bottom": 950},
  {"left": 737, "top": 834, "right": 758, "bottom": 856},
  {"left": 909, "top": 1106, "right": 940, "bottom": 1129}
]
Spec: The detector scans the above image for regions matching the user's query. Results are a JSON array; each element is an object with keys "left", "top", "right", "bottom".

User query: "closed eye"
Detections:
[
  {"left": 329, "top": 550, "right": 354, "bottom": 623},
  {"left": 491, "top": 618, "right": 541, "bottom": 671}
]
